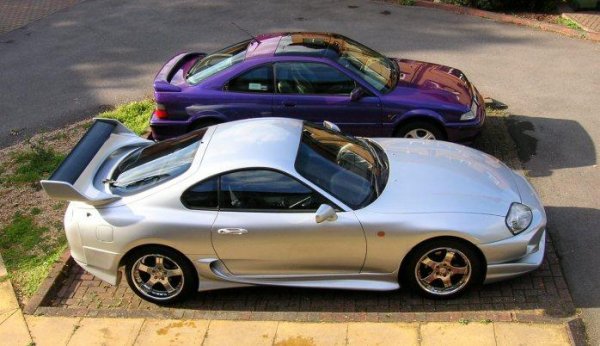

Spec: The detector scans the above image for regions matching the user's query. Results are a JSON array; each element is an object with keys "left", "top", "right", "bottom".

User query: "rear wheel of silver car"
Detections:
[
  {"left": 404, "top": 239, "right": 482, "bottom": 299},
  {"left": 395, "top": 121, "right": 445, "bottom": 140},
  {"left": 125, "top": 247, "right": 197, "bottom": 305}
]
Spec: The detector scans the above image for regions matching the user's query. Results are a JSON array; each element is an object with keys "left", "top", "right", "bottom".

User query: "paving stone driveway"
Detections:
[
  {"left": 41, "top": 238, "right": 574, "bottom": 322},
  {"left": 0, "top": 0, "right": 82, "bottom": 35}
]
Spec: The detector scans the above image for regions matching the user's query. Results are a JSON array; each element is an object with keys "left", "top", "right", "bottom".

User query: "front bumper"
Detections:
[{"left": 482, "top": 227, "right": 546, "bottom": 284}]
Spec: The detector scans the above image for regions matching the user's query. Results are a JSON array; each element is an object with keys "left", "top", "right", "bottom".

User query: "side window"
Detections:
[
  {"left": 275, "top": 62, "right": 356, "bottom": 95},
  {"left": 227, "top": 65, "right": 273, "bottom": 93},
  {"left": 220, "top": 170, "right": 327, "bottom": 211},
  {"left": 181, "top": 176, "right": 219, "bottom": 210}
]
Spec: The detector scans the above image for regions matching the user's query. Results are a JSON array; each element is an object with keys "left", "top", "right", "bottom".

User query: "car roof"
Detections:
[
  {"left": 198, "top": 118, "right": 304, "bottom": 176},
  {"left": 245, "top": 32, "right": 347, "bottom": 61}
]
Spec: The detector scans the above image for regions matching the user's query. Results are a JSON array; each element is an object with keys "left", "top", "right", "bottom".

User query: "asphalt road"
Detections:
[{"left": 1, "top": 0, "right": 599, "bottom": 342}]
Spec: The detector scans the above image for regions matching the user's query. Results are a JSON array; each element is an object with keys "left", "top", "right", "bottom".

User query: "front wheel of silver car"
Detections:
[
  {"left": 125, "top": 246, "right": 197, "bottom": 305},
  {"left": 404, "top": 239, "right": 483, "bottom": 299}
]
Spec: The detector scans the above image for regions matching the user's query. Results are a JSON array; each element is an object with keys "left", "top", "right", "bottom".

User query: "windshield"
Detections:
[
  {"left": 295, "top": 123, "right": 388, "bottom": 209},
  {"left": 186, "top": 39, "right": 251, "bottom": 85},
  {"left": 336, "top": 37, "right": 397, "bottom": 93},
  {"left": 109, "top": 128, "right": 207, "bottom": 194}
]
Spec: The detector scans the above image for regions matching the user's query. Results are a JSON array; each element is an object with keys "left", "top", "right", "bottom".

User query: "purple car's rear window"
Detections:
[{"left": 186, "top": 39, "right": 251, "bottom": 85}]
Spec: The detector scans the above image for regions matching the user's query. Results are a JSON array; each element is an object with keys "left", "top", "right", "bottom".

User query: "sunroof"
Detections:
[{"left": 275, "top": 34, "right": 341, "bottom": 59}]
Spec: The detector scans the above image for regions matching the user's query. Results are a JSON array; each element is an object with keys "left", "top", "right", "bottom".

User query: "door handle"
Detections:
[
  {"left": 282, "top": 101, "right": 296, "bottom": 107},
  {"left": 217, "top": 228, "right": 248, "bottom": 235}
]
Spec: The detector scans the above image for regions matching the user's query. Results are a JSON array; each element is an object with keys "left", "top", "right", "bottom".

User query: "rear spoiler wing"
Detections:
[
  {"left": 153, "top": 52, "right": 205, "bottom": 92},
  {"left": 40, "top": 119, "right": 150, "bottom": 206}
]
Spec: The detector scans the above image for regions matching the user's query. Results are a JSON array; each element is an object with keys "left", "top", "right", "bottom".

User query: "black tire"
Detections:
[
  {"left": 395, "top": 121, "right": 446, "bottom": 140},
  {"left": 402, "top": 239, "right": 483, "bottom": 299},
  {"left": 125, "top": 246, "right": 197, "bottom": 305}
]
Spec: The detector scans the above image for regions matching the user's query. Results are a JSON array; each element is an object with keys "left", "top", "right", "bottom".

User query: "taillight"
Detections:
[{"left": 154, "top": 104, "right": 168, "bottom": 119}]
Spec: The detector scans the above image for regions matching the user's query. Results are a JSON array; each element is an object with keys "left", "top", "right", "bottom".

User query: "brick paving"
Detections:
[
  {"left": 0, "top": 0, "right": 83, "bottom": 35},
  {"left": 41, "top": 237, "right": 575, "bottom": 321}
]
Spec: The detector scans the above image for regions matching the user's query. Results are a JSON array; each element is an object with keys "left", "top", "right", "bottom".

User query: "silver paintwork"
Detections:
[{"left": 53, "top": 118, "right": 546, "bottom": 294}]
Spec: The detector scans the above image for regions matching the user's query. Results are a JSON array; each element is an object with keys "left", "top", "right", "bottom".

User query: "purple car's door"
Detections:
[{"left": 272, "top": 62, "right": 382, "bottom": 137}]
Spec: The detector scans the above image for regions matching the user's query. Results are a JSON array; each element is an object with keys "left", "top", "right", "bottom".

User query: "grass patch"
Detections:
[
  {"left": 0, "top": 212, "right": 66, "bottom": 296},
  {"left": 99, "top": 99, "right": 154, "bottom": 135},
  {"left": 557, "top": 17, "right": 583, "bottom": 30},
  {"left": 5, "top": 144, "right": 64, "bottom": 185}
]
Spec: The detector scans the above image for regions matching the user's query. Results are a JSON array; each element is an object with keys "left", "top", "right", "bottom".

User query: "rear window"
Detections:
[
  {"left": 109, "top": 128, "right": 207, "bottom": 195},
  {"left": 186, "top": 40, "right": 251, "bottom": 85}
]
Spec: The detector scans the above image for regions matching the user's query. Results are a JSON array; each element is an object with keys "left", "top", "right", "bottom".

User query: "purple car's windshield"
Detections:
[
  {"left": 336, "top": 37, "right": 397, "bottom": 93},
  {"left": 186, "top": 39, "right": 251, "bottom": 85},
  {"left": 295, "top": 123, "right": 388, "bottom": 209}
]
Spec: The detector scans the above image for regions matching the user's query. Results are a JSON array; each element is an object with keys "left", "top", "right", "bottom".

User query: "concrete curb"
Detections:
[
  {"left": 385, "top": 0, "right": 600, "bottom": 42},
  {"left": 567, "top": 318, "right": 589, "bottom": 346},
  {"left": 0, "top": 253, "right": 33, "bottom": 343},
  {"left": 24, "top": 249, "right": 72, "bottom": 315}
]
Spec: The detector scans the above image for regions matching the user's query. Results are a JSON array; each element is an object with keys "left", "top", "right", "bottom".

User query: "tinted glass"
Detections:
[
  {"left": 181, "top": 176, "right": 219, "bottom": 209},
  {"left": 227, "top": 65, "right": 273, "bottom": 93},
  {"left": 110, "top": 129, "right": 206, "bottom": 195},
  {"left": 295, "top": 123, "right": 386, "bottom": 209},
  {"left": 274, "top": 33, "right": 397, "bottom": 93},
  {"left": 275, "top": 62, "right": 355, "bottom": 95},
  {"left": 220, "top": 170, "right": 325, "bottom": 211},
  {"left": 186, "top": 40, "right": 251, "bottom": 85}
]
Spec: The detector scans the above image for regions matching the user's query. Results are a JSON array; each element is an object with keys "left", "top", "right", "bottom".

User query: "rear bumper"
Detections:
[{"left": 150, "top": 113, "right": 193, "bottom": 141}]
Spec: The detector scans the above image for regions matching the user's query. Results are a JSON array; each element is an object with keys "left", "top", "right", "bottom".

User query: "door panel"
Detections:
[
  {"left": 211, "top": 211, "right": 366, "bottom": 276},
  {"left": 273, "top": 94, "right": 382, "bottom": 136},
  {"left": 272, "top": 62, "right": 382, "bottom": 137}
]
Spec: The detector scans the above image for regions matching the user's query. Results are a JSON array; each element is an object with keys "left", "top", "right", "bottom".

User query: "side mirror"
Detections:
[
  {"left": 315, "top": 204, "right": 338, "bottom": 223},
  {"left": 350, "top": 87, "right": 365, "bottom": 101},
  {"left": 323, "top": 121, "right": 341, "bottom": 132}
]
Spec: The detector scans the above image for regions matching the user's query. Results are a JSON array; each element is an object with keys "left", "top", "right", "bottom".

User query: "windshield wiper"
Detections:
[{"left": 110, "top": 174, "right": 169, "bottom": 189}]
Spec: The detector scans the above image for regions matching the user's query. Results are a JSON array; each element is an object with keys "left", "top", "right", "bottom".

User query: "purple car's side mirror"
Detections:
[{"left": 350, "top": 87, "right": 365, "bottom": 101}]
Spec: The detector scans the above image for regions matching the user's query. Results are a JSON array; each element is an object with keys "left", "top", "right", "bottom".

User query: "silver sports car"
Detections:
[{"left": 42, "top": 117, "right": 546, "bottom": 304}]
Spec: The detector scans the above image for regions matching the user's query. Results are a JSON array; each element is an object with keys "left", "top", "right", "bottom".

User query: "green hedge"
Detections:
[{"left": 441, "top": 0, "right": 559, "bottom": 12}]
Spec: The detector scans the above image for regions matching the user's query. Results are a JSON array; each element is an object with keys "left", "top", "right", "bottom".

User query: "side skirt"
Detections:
[{"left": 192, "top": 257, "right": 399, "bottom": 292}]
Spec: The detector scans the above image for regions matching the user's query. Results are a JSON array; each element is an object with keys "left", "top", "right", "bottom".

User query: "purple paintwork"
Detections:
[{"left": 150, "top": 32, "right": 485, "bottom": 142}]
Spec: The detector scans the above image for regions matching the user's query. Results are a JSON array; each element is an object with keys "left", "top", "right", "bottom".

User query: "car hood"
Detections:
[
  {"left": 391, "top": 58, "right": 474, "bottom": 108},
  {"left": 365, "top": 138, "right": 521, "bottom": 216}
]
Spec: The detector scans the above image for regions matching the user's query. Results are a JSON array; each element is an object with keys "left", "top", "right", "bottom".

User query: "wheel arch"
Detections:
[
  {"left": 118, "top": 243, "right": 198, "bottom": 280},
  {"left": 188, "top": 111, "right": 227, "bottom": 130},
  {"left": 398, "top": 236, "right": 487, "bottom": 285},
  {"left": 392, "top": 110, "right": 447, "bottom": 138}
]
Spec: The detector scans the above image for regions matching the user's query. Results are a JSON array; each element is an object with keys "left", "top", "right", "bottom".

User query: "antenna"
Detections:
[{"left": 231, "top": 22, "right": 261, "bottom": 43}]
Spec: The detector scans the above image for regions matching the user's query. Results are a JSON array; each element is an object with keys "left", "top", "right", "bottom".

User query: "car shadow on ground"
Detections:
[
  {"left": 506, "top": 114, "right": 596, "bottom": 177},
  {"left": 544, "top": 206, "right": 600, "bottom": 309}
]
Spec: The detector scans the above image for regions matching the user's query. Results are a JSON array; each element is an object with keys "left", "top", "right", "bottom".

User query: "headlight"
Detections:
[
  {"left": 505, "top": 202, "right": 533, "bottom": 234},
  {"left": 460, "top": 100, "right": 478, "bottom": 121}
]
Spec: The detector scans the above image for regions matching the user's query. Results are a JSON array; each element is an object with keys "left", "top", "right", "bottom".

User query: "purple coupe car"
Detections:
[{"left": 150, "top": 32, "right": 485, "bottom": 142}]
